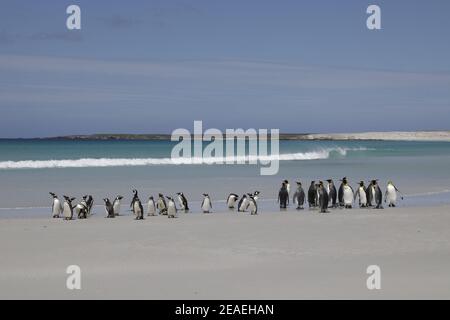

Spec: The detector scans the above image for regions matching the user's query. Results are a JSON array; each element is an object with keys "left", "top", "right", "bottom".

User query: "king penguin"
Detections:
[
  {"left": 278, "top": 182, "right": 289, "bottom": 209},
  {"left": 355, "top": 181, "right": 368, "bottom": 208},
  {"left": 370, "top": 180, "right": 383, "bottom": 209},
  {"left": 293, "top": 181, "right": 305, "bottom": 210},
  {"left": 326, "top": 179, "right": 337, "bottom": 208},
  {"left": 308, "top": 181, "right": 317, "bottom": 208},
  {"left": 201, "top": 194, "right": 212, "bottom": 213},
  {"left": 385, "top": 181, "right": 403, "bottom": 207},
  {"left": 112, "top": 195, "right": 123, "bottom": 216},
  {"left": 342, "top": 178, "right": 354, "bottom": 209},
  {"left": 147, "top": 196, "right": 157, "bottom": 216},
  {"left": 49, "top": 192, "right": 63, "bottom": 218},
  {"left": 318, "top": 181, "right": 329, "bottom": 213},
  {"left": 166, "top": 196, "right": 178, "bottom": 218}
]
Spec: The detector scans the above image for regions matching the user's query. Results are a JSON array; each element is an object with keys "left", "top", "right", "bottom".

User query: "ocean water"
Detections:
[{"left": 0, "top": 139, "right": 450, "bottom": 218}]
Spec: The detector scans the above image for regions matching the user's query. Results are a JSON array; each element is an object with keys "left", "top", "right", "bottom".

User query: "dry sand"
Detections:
[{"left": 1, "top": 205, "right": 450, "bottom": 299}]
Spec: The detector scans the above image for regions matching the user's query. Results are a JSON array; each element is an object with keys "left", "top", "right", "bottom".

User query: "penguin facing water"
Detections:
[
  {"left": 166, "top": 196, "right": 178, "bottom": 218},
  {"left": 50, "top": 192, "right": 63, "bottom": 218},
  {"left": 385, "top": 181, "right": 403, "bottom": 207},
  {"left": 355, "top": 181, "right": 368, "bottom": 208},
  {"left": 308, "top": 181, "right": 317, "bottom": 208},
  {"left": 201, "top": 194, "right": 212, "bottom": 213},
  {"left": 293, "top": 181, "right": 305, "bottom": 210},
  {"left": 278, "top": 182, "right": 289, "bottom": 209},
  {"left": 326, "top": 179, "right": 337, "bottom": 208},
  {"left": 147, "top": 196, "right": 156, "bottom": 216},
  {"left": 63, "top": 196, "right": 76, "bottom": 220},
  {"left": 318, "top": 181, "right": 329, "bottom": 213},
  {"left": 157, "top": 193, "right": 167, "bottom": 215},
  {"left": 112, "top": 195, "right": 123, "bottom": 216},
  {"left": 227, "top": 193, "right": 239, "bottom": 209},
  {"left": 176, "top": 192, "right": 189, "bottom": 212},
  {"left": 104, "top": 198, "right": 115, "bottom": 218}
]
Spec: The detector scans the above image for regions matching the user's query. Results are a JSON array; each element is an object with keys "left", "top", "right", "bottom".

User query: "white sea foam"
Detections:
[{"left": 0, "top": 147, "right": 369, "bottom": 170}]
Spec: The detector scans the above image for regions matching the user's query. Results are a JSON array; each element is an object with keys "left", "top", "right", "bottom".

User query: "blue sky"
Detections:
[{"left": 0, "top": 0, "right": 449, "bottom": 138}]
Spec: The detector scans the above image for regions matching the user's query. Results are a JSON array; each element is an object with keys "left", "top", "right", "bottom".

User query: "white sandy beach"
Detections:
[{"left": 1, "top": 205, "right": 450, "bottom": 299}]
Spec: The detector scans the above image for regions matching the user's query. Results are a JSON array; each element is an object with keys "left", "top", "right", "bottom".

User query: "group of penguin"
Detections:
[
  {"left": 49, "top": 178, "right": 402, "bottom": 220},
  {"left": 278, "top": 178, "right": 403, "bottom": 213}
]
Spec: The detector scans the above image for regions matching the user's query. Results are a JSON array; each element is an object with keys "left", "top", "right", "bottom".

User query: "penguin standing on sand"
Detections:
[
  {"left": 247, "top": 196, "right": 258, "bottom": 215},
  {"left": 166, "top": 196, "right": 178, "bottom": 218},
  {"left": 338, "top": 177, "right": 349, "bottom": 207},
  {"left": 104, "top": 198, "right": 115, "bottom": 218},
  {"left": 63, "top": 196, "right": 76, "bottom": 220},
  {"left": 176, "top": 192, "right": 189, "bottom": 212},
  {"left": 237, "top": 194, "right": 248, "bottom": 212},
  {"left": 201, "top": 194, "right": 212, "bottom": 213},
  {"left": 326, "top": 179, "right": 337, "bottom": 208},
  {"left": 75, "top": 196, "right": 89, "bottom": 219},
  {"left": 147, "top": 196, "right": 156, "bottom": 216},
  {"left": 293, "top": 181, "right": 305, "bottom": 210},
  {"left": 308, "top": 181, "right": 317, "bottom": 208},
  {"left": 370, "top": 180, "right": 383, "bottom": 209},
  {"left": 318, "top": 181, "right": 329, "bottom": 213},
  {"left": 278, "top": 182, "right": 289, "bottom": 209},
  {"left": 284, "top": 180, "right": 290, "bottom": 196},
  {"left": 342, "top": 178, "right": 354, "bottom": 209},
  {"left": 132, "top": 195, "right": 144, "bottom": 220},
  {"left": 112, "top": 195, "right": 123, "bottom": 216},
  {"left": 86, "top": 195, "right": 94, "bottom": 215},
  {"left": 157, "top": 193, "right": 168, "bottom": 215},
  {"left": 50, "top": 192, "right": 63, "bottom": 218},
  {"left": 130, "top": 189, "right": 138, "bottom": 211},
  {"left": 385, "top": 181, "right": 403, "bottom": 207},
  {"left": 227, "top": 193, "right": 239, "bottom": 209},
  {"left": 355, "top": 181, "right": 368, "bottom": 208}
]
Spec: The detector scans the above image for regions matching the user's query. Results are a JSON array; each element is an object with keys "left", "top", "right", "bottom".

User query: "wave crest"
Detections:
[{"left": 0, "top": 147, "right": 369, "bottom": 170}]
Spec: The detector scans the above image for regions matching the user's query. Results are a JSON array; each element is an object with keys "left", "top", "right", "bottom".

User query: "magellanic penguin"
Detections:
[
  {"left": 247, "top": 196, "right": 258, "bottom": 215},
  {"left": 62, "top": 196, "right": 76, "bottom": 220},
  {"left": 147, "top": 196, "right": 156, "bottom": 216},
  {"left": 75, "top": 195, "right": 89, "bottom": 219},
  {"left": 307, "top": 181, "right": 317, "bottom": 209},
  {"left": 385, "top": 181, "right": 403, "bottom": 207},
  {"left": 369, "top": 180, "right": 383, "bottom": 209},
  {"left": 49, "top": 192, "right": 63, "bottom": 218},
  {"left": 326, "top": 179, "right": 337, "bottom": 208},
  {"left": 293, "top": 181, "right": 305, "bottom": 210},
  {"left": 85, "top": 195, "right": 94, "bottom": 215},
  {"left": 318, "top": 181, "right": 329, "bottom": 213},
  {"left": 166, "top": 196, "right": 178, "bottom": 218},
  {"left": 130, "top": 189, "right": 138, "bottom": 209},
  {"left": 278, "top": 182, "right": 289, "bottom": 209},
  {"left": 132, "top": 195, "right": 144, "bottom": 220},
  {"left": 201, "top": 194, "right": 212, "bottom": 213},
  {"left": 252, "top": 191, "right": 260, "bottom": 201},
  {"left": 176, "top": 192, "right": 189, "bottom": 212},
  {"left": 342, "top": 178, "right": 354, "bottom": 209},
  {"left": 237, "top": 194, "right": 248, "bottom": 212},
  {"left": 226, "top": 193, "right": 239, "bottom": 209},
  {"left": 157, "top": 193, "right": 168, "bottom": 215},
  {"left": 104, "top": 198, "right": 115, "bottom": 218},
  {"left": 355, "top": 181, "right": 368, "bottom": 208},
  {"left": 112, "top": 195, "right": 123, "bottom": 216}
]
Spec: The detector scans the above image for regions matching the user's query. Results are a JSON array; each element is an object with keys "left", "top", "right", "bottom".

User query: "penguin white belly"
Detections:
[
  {"left": 167, "top": 202, "right": 177, "bottom": 217},
  {"left": 52, "top": 199, "right": 62, "bottom": 216},
  {"left": 386, "top": 185, "right": 397, "bottom": 204},
  {"left": 177, "top": 196, "right": 185, "bottom": 210},
  {"left": 248, "top": 201, "right": 257, "bottom": 215},
  {"left": 343, "top": 186, "right": 353, "bottom": 205},
  {"left": 202, "top": 198, "right": 211, "bottom": 212},
  {"left": 113, "top": 201, "right": 120, "bottom": 215},
  {"left": 239, "top": 198, "right": 248, "bottom": 211},
  {"left": 63, "top": 202, "right": 72, "bottom": 219},
  {"left": 358, "top": 188, "right": 367, "bottom": 205},
  {"left": 148, "top": 201, "right": 156, "bottom": 215},
  {"left": 133, "top": 201, "right": 142, "bottom": 215},
  {"left": 227, "top": 197, "right": 236, "bottom": 208}
]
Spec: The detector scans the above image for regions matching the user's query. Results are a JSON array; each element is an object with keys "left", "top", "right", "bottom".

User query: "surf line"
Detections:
[{"left": 171, "top": 120, "right": 280, "bottom": 175}]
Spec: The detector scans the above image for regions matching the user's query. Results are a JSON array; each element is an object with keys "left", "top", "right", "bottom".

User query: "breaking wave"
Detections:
[{"left": 0, "top": 147, "right": 369, "bottom": 170}]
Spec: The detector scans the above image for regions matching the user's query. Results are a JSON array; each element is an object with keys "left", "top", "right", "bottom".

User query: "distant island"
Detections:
[{"left": 14, "top": 130, "right": 449, "bottom": 142}]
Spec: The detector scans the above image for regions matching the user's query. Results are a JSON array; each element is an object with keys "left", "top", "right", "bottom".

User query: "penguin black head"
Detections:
[
  {"left": 296, "top": 181, "right": 302, "bottom": 186},
  {"left": 371, "top": 179, "right": 378, "bottom": 185},
  {"left": 166, "top": 196, "right": 173, "bottom": 201},
  {"left": 253, "top": 191, "right": 260, "bottom": 196},
  {"left": 149, "top": 196, "right": 154, "bottom": 200},
  {"left": 116, "top": 195, "right": 123, "bottom": 200},
  {"left": 326, "top": 179, "right": 333, "bottom": 183},
  {"left": 132, "top": 189, "right": 138, "bottom": 195},
  {"left": 359, "top": 181, "right": 365, "bottom": 186},
  {"left": 203, "top": 193, "right": 209, "bottom": 197},
  {"left": 247, "top": 193, "right": 253, "bottom": 196},
  {"left": 158, "top": 193, "right": 164, "bottom": 197},
  {"left": 49, "top": 192, "right": 57, "bottom": 198},
  {"left": 242, "top": 194, "right": 247, "bottom": 198},
  {"left": 284, "top": 180, "right": 289, "bottom": 184},
  {"left": 310, "top": 181, "right": 315, "bottom": 184}
]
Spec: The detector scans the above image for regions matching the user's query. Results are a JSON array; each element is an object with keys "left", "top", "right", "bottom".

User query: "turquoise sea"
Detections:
[{"left": 1, "top": 139, "right": 450, "bottom": 217}]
